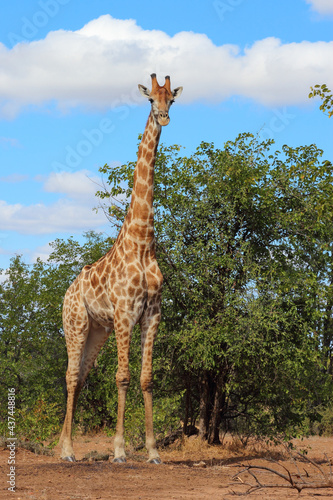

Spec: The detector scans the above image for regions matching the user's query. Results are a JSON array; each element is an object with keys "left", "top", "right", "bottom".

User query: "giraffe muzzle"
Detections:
[{"left": 158, "top": 111, "right": 170, "bottom": 126}]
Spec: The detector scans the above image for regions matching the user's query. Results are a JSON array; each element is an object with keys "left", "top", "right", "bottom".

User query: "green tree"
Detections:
[
  {"left": 1, "top": 136, "right": 332, "bottom": 445},
  {"left": 98, "top": 133, "right": 333, "bottom": 442},
  {"left": 0, "top": 254, "right": 66, "bottom": 439},
  {"left": 309, "top": 84, "right": 333, "bottom": 117}
]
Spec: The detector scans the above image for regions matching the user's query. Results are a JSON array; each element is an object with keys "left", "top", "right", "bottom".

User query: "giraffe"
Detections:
[{"left": 59, "top": 73, "right": 183, "bottom": 464}]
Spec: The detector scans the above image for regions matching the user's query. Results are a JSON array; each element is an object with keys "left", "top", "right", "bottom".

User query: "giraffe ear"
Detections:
[
  {"left": 172, "top": 86, "right": 183, "bottom": 99},
  {"left": 138, "top": 84, "right": 151, "bottom": 98}
]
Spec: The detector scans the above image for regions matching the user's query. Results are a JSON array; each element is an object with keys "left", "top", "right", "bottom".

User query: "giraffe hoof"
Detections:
[
  {"left": 62, "top": 455, "right": 76, "bottom": 462},
  {"left": 113, "top": 456, "right": 126, "bottom": 463},
  {"left": 148, "top": 457, "right": 161, "bottom": 464}
]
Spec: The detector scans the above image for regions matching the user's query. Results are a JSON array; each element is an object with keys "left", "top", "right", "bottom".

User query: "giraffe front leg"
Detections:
[
  {"left": 113, "top": 374, "right": 129, "bottom": 463},
  {"left": 113, "top": 311, "right": 133, "bottom": 463},
  {"left": 140, "top": 306, "right": 161, "bottom": 464}
]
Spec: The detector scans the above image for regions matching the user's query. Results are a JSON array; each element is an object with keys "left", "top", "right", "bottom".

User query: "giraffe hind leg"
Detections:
[
  {"left": 60, "top": 319, "right": 111, "bottom": 461},
  {"left": 59, "top": 284, "right": 91, "bottom": 462},
  {"left": 60, "top": 331, "right": 88, "bottom": 461}
]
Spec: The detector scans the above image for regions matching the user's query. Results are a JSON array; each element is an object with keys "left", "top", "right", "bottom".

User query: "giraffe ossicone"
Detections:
[{"left": 59, "top": 74, "right": 183, "bottom": 464}]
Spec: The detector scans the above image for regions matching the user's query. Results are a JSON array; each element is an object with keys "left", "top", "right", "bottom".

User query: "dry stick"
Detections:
[
  {"left": 276, "top": 439, "right": 330, "bottom": 484},
  {"left": 283, "top": 451, "right": 308, "bottom": 484},
  {"left": 231, "top": 458, "right": 333, "bottom": 495},
  {"left": 293, "top": 449, "right": 327, "bottom": 479},
  {"left": 326, "top": 453, "right": 332, "bottom": 478},
  {"left": 273, "top": 455, "right": 311, "bottom": 489}
]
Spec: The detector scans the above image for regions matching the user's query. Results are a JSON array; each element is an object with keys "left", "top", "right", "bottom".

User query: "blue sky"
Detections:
[{"left": 0, "top": 0, "right": 332, "bottom": 271}]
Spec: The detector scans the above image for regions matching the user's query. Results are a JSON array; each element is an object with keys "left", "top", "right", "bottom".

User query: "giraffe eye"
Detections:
[{"left": 149, "top": 98, "right": 154, "bottom": 103}]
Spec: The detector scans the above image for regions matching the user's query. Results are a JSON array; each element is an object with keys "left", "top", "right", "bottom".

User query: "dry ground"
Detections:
[{"left": 1, "top": 433, "right": 332, "bottom": 500}]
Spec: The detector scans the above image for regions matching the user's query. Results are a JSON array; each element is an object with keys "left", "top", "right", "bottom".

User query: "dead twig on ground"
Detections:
[{"left": 230, "top": 445, "right": 333, "bottom": 495}]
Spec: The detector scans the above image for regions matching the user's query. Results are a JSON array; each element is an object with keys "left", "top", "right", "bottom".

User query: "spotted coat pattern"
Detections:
[{"left": 59, "top": 74, "right": 183, "bottom": 464}]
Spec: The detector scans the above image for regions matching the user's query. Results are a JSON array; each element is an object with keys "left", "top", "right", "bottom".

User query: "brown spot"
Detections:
[
  {"left": 151, "top": 305, "right": 160, "bottom": 316},
  {"left": 132, "top": 200, "right": 141, "bottom": 214},
  {"left": 127, "top": 263, "right": 140, "bottom": 273},
  {"left": 91, "top": 273, "right": 99, "bottom": 288},
  {"left": 98, "top": 258, "right": 106, "bottom": 273},
  {"left": 122, "top": 317, "right": 130, "bottom": 328},
  {"left": 125, "top": 252, "right": 135, "bottom": 263},
  {"left": 131, "top": 224, "right": 148, "bottom": 239},
  {"left": 137, "top": 201, "right": 150, "bottom": 220},
  {"left": 131, "top": 274, "right": 141, "bottom": 287},
  {"left": 135, "top": 180, "right": 147, "bottom": 199},
  {"left": 139, "top": 163, "right": 148, "bottom": 181},
  {"left": 139, "top": 144, "right": 147, "bottom": 156},
  {"left": 118, "top": 299, "right": 126, "bottom": 309}
]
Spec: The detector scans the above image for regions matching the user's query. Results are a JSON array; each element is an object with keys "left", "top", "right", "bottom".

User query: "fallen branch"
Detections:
[
  {"left": 230, "top": 445, "right": 333, "bottom": 496},
  {"left": 232, "top": 463, "right": 333, "bottom": 494}
]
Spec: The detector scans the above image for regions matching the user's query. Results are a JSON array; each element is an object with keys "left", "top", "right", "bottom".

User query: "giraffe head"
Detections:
[{"left": 138, "top": 73, "right": 183, "bottom": 126}]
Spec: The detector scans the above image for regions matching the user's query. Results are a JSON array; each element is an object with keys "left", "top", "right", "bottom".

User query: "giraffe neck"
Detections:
[{"left": 125, "top": 111, "right": 161, "bottom": 240}]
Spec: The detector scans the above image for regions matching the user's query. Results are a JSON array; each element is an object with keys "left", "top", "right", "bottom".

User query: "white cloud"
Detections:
[
  {"left": 305, "top": 0, "right": 333, "bottom": 14},
  {"left": 43, "top": 170, "right": 100, "bottom": 200},
  {"left": 0, "top": 170, "right": 107, "bottom": 235},
  {"left": 0, "top": 15, "right": 332, "bottom": 117},
  {"left": 0, "top": 173, "right": 29, "bottom": 183}
]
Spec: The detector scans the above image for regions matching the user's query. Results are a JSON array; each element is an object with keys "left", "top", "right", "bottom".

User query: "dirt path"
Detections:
[{"left": 1, "top": 435, "right": 332, "bottom": 499}]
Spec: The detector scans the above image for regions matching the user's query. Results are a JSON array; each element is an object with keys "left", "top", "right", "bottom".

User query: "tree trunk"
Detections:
[
  {"left": 323, "top": 263, "right": 333, "bottom": 375},
  {"left": 198, "top": 372, "right": 209, "bottom": 440},
  {"left": 198, "top": 369, "right": 228, "bottom": 443},
  {"left": 183, "top": 377, "right": 191, "bottom": 435},
  {"left": 207, "top": 383, "right": 222, "bottom": 444}
]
